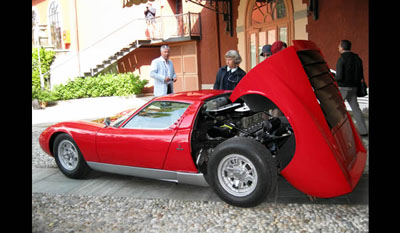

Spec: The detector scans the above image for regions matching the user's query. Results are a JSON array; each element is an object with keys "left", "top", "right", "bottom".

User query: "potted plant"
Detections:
[{"left": 37, "top": 89, "right": 57, "bottom": 109}]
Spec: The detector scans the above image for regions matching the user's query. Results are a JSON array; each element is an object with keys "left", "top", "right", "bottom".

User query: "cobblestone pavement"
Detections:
[
  {"left": 32, "top": 126, "right": 368, "bottom": 232},
  {"left": 32, "top": 193, "right": 368, "bottom": 233}
]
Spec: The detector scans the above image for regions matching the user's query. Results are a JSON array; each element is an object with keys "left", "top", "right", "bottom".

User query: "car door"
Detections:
[{"left": 96, "top": 101, "right": 191, "bottom": 169}]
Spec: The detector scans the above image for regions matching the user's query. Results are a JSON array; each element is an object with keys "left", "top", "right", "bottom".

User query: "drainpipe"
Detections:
[
  {"left": 37, "top": 46, "right": 45, "bottom": 90},
  {"left": 74, "top": 0, "right": 82, "bottom": 76},
  {"left": 215, "top": 1, "right": 221, "bottom": 68}
]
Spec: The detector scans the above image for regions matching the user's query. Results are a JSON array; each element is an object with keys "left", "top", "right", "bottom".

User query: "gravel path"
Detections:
[
  {"left": 32, "top": 126, "right": 368, "bottom": 232},
  {"left": 32, "top": 193, "right": 368, "bottom": 232},
  {"left": 32, "top": 127, "right": 57, "bottom": 169}
]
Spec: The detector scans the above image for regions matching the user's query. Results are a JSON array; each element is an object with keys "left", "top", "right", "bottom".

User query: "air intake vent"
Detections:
[{"left": 297, "top": 50, "right": 347, "bottom": 129}]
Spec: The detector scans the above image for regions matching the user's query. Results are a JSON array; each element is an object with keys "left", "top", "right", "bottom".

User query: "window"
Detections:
[
  {"left": 246, "top": 0, "right": 292, "bottom": 69},
  {"left": 32, "top": 9, "right": 38, "bottom": 28},
  {"left": 123, "top": 101, "right": 190, "bottom": 129},
  {"left": 250, "top": 33, "right": 257, "bottom": 68},
  {"left": 251, "top": 0, "right": 287, "bottom": 25},
  {"left": 32, "top": 8, "right": 39, "bottom": 46},
  {"left": 48, "top": 1, "right": 62, "bottom": 49}
]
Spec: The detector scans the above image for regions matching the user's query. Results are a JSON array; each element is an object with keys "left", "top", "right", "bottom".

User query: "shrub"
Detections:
[
  {"left": 36, "top": 89, "right": 58, "bottom": 103},
  {"left": 53, "top": 72, "right": 148, "bottom": 100}
]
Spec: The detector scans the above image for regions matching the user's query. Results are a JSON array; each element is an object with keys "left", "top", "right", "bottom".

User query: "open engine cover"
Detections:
[{"left": 230, "top": 40, "right": 366, "bottom": 198}]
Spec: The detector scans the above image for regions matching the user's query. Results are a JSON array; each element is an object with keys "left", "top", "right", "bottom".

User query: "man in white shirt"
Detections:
[{"left": 149, "top": 45, "right": 177, "bottom": 96}]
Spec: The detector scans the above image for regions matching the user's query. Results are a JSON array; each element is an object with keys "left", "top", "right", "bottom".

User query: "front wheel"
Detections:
[
  {"left": 207, "top": 137, "right": 278, "bottom": 207},
  {"left": 53, "top": 133, "right": 91, "bottom": 179}
]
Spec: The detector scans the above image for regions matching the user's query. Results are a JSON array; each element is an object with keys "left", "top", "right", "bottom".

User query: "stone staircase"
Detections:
[{"left": 83, "top": 39, "right": 151, "bottom": 77}]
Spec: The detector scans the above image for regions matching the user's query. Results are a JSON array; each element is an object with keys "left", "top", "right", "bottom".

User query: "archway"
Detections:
[{"left": 245, "top": 0, "right": 293, "bottom": 69}]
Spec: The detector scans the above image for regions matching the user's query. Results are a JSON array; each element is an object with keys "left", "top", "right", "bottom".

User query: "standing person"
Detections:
[
  {"left": 260, "top": 44, "right": 272, "bottom": 59},
  {"left": 214, "top": 50, "right": 246, "bottom": 90},
  {"left": 150, "top": 45, "right": 177, "bottom": 97},
  {"left": 335, "top": 40, "right": 368, "bottom": 136},
  {"left": 144, "top": 3, "right": 156, "bottom": 39},
  {"left": 270, "top": 41, "right": 287, "bottom": 55}
]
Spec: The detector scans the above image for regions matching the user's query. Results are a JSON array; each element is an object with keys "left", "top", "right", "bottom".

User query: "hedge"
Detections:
[{"left": 53, "top": 72, "right": 148, "bottom": 100}]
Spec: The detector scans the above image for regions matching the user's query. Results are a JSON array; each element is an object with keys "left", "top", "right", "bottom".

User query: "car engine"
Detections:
[{"left": 191, "top": 95, "right": 295, "bottom": 174}]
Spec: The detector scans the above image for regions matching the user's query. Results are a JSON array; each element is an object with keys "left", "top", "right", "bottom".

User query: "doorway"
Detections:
[
  {"left": 170, "top": 41, "right": 199, "bottom": 92},
  {"left": 246, "top": 0, "right": 293, "bottom": 69}
]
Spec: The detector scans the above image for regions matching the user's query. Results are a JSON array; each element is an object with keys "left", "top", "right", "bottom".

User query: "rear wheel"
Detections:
[
  {"left": 208, "top": 137, "right": 277, "bottom": 207},
  {"left": 53, "top": 133, "right": 91, "bottom": 179}
]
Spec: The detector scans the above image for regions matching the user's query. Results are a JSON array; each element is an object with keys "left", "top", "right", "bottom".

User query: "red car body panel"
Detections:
[
  {"left": 163, "top": 128, "right": 197, "bottom": 172},
  {"left": 162, "top": 102, "right": 204, "bottom": 172},
  {"left": 39, "top": 121, "right": 103, "bottom": 163},
  {"left": 230, "top": 40, "right": 366, "bottom": 197},
  {"left": 95, "top": 127, "right": 177, "bottom": 169}
]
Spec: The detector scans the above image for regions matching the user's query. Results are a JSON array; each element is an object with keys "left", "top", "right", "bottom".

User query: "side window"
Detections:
[{"left": 123, "top": 101, "right": 190, "bottom": 129}]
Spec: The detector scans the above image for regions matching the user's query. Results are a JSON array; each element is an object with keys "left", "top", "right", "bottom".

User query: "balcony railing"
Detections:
[{"left": 150, "top": 12, "right": 201, "bottom": 41}]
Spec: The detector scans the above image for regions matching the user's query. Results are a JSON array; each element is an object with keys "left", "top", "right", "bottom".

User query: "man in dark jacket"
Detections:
[{"left": 335, "top": 40, "right": 368, "bottom": 136}]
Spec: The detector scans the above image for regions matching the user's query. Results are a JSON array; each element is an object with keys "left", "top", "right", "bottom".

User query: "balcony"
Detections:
[{"left": 150, "top": 12, "right": 201, "bottom": 42}]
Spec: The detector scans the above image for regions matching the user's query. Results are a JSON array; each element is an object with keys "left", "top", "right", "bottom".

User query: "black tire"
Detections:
[
  {"left": 53, "top": 133, "right": 91, "bottom": 179},
  {"left": 207, "top": 137, "right": 278, "bottom": 207}
]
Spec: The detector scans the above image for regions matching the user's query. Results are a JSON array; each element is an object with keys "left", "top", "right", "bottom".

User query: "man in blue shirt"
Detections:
[{"left": 150, "top": 45, "right": 177, "bottom": 96}]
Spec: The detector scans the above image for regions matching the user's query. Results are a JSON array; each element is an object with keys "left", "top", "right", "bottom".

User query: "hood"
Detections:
[{"left": 230, "top": 40, "right": 366, "bottom": 198}]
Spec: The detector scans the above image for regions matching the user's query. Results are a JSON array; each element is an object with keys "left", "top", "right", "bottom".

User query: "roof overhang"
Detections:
[
  {"left": 123, "top": 0, "right": 155, "bottom": 7},
  {"left": 186, "top": 0, "right": 233, "bottom": 37}
]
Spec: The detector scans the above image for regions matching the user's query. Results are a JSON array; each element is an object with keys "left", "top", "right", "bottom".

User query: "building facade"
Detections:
[{"left": 32, "top": 0, "right": 368, "bottom": 92}]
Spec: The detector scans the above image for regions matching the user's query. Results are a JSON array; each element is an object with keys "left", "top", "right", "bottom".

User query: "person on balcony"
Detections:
[
  {"left": 144, "top": 3, "right": 156, "bottom": 39},
  {"left": 150, "top": 45, "right": 177, "bottom": 97},
  {"left": 214, "top": 50, "right": 246, "bottom": 90}
]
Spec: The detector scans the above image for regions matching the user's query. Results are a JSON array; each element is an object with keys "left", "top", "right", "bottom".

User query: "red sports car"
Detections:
[{"left": 39, "top": 40, "right": 367, "bottom": 207}]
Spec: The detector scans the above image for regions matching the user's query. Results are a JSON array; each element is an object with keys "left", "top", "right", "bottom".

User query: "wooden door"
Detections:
[{"left": 170, "top": 42, "right": 199, "bottom": 92}]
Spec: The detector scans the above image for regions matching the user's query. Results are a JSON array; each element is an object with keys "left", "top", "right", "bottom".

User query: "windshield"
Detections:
[
  {"left": 121, "top": 101, "right": 190, "bottom": 129},
  {"left": 110, "top": 109, "right": 137, "bottom": 128}
]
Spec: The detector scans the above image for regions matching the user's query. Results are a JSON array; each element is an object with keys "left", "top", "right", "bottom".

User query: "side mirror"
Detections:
[{"left": 104, "top": 117, "right": 111, "bottom": 127}]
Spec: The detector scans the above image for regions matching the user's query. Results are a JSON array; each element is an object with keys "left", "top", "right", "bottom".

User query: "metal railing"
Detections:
[{"left": 150, "top": 12, "right": 201, "bottom": 40}]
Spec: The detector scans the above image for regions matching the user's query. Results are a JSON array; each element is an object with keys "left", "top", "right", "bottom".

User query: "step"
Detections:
[
  {"left": 137, "top": 39, "right": 152, "bottom": 44},
  {"left": 109, "top": 55, "right": 117, "bottom": 60},
  {"left": 121, "top": 47, "right": 131, "bottom": 52}
]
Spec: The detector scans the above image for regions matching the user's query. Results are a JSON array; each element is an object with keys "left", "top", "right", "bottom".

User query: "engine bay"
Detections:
[{"left": 191, "top": 94, "right": 296, "bottom": 173}]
